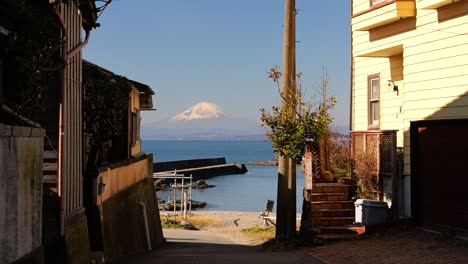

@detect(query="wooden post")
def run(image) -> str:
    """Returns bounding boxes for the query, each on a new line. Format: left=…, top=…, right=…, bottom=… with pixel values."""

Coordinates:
left=189, top=174, right=193, bottom=214
left=183, top=191, right=188, bottom=220
left=276, top=0, right=297, bottom=242
left=173, top=172, right=177, bottom=218
left=181, top=172, right=185, bottom=216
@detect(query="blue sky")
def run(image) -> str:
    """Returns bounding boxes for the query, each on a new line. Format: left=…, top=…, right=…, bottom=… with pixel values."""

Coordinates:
left=84, top=0, right=351, bottom=130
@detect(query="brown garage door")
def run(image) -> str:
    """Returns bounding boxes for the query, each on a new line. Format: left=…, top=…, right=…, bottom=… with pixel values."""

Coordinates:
left=412, top=119, right=468, bottom=230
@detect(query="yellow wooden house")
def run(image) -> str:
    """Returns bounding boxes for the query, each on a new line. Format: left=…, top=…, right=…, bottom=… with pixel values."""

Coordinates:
left=128, top=80, right=155, bottom=156
left=351, top=0, right=468, bottom=230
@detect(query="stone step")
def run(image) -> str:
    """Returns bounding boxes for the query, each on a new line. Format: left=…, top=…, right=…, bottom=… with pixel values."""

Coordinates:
left=43, top=174, right=57, bottom=184
left=315, top=225, right=366, bottom=241
left=311, top=193, right=350, bottom=202
left=311, top=209, right=355, bottom=218
left=43, top=151, right=57, bottom=160
left=316, top=233, right=358, bottom=241
left=319, top=225, right=365, bottom=235
left=312, top=183, right=351, bottom=194
left=311, top=217, right=354, bottom=227
left=43, top=163, right=57, bottom=172
left=311, top=201, right=355, bottom=210
left=336, top=177, right=353, bottom=185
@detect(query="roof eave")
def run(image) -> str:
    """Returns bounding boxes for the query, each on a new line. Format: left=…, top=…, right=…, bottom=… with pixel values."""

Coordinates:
left=79, top=0, right=98, bottom=30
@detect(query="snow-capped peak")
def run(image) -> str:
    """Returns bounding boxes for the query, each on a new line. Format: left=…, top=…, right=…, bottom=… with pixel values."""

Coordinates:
left=170, top=102, right=227, bottom=121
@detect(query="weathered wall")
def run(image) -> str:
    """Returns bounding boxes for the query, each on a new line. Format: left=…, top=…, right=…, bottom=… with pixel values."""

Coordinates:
left=100, top=178, right=164, bottom=260
left=64, top=211, right=91, bottom=264
left=61, top=0, right=84, bottom=217
left=96, top=154, right=164, bottom=260
left=154, top=157, right=227, bottom=172
left=97, top=156, right=149, bottom=205
left=0, top=125, right=44, bottom=264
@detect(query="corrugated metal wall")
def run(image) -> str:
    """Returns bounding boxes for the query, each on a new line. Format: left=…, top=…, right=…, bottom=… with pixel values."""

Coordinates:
left=61, top=2, right=83, bottom=217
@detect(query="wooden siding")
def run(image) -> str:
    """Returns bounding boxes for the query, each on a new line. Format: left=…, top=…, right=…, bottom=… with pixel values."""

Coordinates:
left=351, top=0, right=468, bottom=175
left=61, top=2, right=83, bottom=218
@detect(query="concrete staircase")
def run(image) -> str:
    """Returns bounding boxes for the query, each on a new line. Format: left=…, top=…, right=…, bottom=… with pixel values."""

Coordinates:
left=42, top=140, right=61, bottom=259
left=310, top=183, right=355, bottom=228
left=43, top=147, right=58, bottom=187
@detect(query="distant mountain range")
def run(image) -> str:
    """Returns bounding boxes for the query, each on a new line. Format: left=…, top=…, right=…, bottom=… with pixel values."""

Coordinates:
left=141, top=101, right=349, bottom=140
left=141, top=102, right=265, bottom=140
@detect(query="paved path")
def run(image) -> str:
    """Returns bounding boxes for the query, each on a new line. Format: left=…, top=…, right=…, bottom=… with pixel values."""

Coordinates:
left=114, top=229, right=324, bottom=264
left=307, top=228, right=468, bottom=264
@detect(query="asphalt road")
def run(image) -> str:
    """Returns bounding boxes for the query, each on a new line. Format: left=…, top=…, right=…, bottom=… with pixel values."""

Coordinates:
left=113, top=229, right=324, bottom=264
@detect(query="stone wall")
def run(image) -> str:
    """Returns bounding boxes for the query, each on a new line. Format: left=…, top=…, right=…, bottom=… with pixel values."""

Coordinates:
left=0, top=125, right=44, bottom=264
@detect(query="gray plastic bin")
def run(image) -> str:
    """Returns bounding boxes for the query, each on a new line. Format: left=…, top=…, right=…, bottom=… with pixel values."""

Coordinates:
left=355, top=199, right=388, bottom=226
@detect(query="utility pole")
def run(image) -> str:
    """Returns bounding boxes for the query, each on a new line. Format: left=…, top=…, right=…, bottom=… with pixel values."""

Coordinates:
left=276, top=0, right=296, bottom=242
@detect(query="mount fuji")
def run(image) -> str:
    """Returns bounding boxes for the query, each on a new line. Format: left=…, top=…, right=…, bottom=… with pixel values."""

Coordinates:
left=170, top=102, right=228, bottom=121
left=141, top=102, right=265, bottom=140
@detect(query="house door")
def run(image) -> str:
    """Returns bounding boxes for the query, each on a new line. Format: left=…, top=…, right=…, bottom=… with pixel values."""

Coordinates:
left=412, top=119, right=468, bottom=230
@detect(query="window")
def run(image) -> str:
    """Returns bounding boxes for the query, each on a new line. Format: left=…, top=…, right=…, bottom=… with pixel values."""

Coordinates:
left=131, top=112, right=137, bottom=146
left=368, top=74, right=380, bottom=128
left=370, top=0, right=387, bottom=6
left=130, top=110, right=141, bottom=146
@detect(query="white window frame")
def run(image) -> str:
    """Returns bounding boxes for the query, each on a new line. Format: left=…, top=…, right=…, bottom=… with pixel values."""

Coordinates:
left=371, top=0, right=387, bottom=6
left=368, top=74, right=380, bottom=129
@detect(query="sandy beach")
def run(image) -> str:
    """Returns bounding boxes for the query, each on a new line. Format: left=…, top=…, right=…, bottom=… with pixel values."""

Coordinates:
left=161, top=210, right=302, bottom=245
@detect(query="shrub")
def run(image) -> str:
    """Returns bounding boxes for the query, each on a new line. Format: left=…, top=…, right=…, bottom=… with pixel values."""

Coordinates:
left=353, top=154, right=379, bottom=200
left=260, top=66, right=335, bottom=163
left=161, top=219, right=184, bottom=229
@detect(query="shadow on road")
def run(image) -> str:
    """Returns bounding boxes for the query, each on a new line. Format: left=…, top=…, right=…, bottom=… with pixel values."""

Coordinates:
left=113, top=229, right=324, bottom=264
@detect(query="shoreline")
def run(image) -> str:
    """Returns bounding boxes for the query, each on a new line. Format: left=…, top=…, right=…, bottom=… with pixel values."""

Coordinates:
left=160, top=210, right=302, bottom=245
left=161, top=210, right=301, bottom=229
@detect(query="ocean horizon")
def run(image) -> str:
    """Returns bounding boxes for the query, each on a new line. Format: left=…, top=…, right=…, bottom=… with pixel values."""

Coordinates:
left=142, top=140, right=305, bottom=212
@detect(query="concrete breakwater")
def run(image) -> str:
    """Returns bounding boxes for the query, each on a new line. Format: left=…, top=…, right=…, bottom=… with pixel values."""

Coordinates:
left=154, top=157, right=248, bottom=180
left=247, top=159, right=278, bottom=166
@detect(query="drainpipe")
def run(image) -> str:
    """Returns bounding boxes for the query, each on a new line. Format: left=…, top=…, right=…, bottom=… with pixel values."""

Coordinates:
left=56, top=10, right=91, bottom=235
left=66, top=30, right=90, bottom=61
left=138, top=202, right=152, bottom=251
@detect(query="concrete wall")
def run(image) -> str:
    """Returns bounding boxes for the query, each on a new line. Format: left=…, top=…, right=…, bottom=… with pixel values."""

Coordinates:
left=96, top=154, right=164, bottom=260
left=0, top=125, right=44, bottom=264
left=170, top=163, right=248, bottom=180
left=64, top=211, right=91, bottom=264
left=97, top=156, right=149, bottom=205
left=154, top=157, right=227, bottom=172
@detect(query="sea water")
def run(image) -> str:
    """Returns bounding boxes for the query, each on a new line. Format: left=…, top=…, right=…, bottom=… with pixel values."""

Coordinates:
left=143, top=140, right=304, bottom=212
